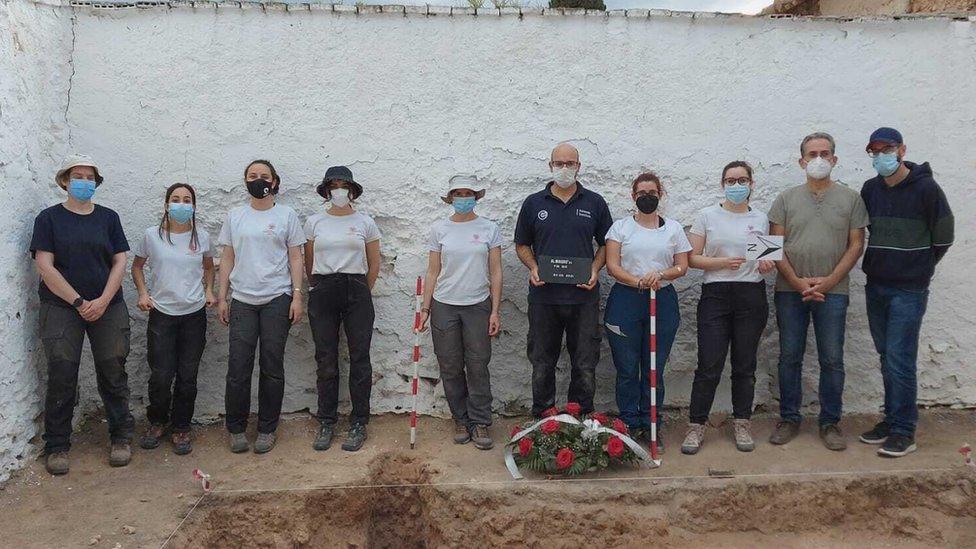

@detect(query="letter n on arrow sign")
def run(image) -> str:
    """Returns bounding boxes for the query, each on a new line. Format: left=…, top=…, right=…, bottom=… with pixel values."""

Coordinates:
left=745, top=235, right=784, bottom=261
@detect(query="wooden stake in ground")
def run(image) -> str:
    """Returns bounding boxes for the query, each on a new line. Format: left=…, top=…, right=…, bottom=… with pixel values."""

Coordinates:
left=410, top=276, right=423, bottom=449
left=648, top=288, right=660, bottom=462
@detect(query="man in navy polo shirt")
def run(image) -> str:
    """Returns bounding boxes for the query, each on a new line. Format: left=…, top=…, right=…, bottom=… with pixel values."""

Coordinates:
left=858, top=127, right=954, bottom=458
left=514, top=142, right=613, bottom=417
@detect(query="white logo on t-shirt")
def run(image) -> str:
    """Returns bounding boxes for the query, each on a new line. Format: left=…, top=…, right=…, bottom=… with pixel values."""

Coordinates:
left=538, top=210, right=549, bottom=221
left=577, top=209, right=591, bottom=218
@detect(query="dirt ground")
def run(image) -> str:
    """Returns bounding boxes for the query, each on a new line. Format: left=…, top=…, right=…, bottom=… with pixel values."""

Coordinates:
left=0, top=410, right=973, bottom=548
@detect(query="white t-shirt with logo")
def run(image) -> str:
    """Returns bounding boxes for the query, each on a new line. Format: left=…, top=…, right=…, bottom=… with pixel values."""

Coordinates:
left=304, top=211, right=381, bottom=276
left=132, top=227, right=212, bottom=316
left=428, top=217, right=503, bottom=306
left=217, top=204, right=306, bottom=305
left=689, top=204, right=769, bottom=284
left=605, top=216, right=692, bottom=288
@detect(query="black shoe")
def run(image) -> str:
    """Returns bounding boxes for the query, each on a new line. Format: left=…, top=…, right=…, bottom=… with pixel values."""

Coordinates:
left=341, top=423, right=367, bottom=452
left=313, top=423, right=335, bottom=451
left=859, top=422, right=890, bottom=445
left=878, top=434, right=917, bottom=458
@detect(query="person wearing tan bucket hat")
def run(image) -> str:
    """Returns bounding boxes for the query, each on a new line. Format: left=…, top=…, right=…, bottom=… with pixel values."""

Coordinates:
left=418, top=175, right=502, bottom=450
left=29, top=154, right=135, bottom=475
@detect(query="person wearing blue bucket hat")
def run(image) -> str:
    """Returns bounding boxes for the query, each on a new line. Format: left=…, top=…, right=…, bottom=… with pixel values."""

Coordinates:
left=858, top=128, right=954, bottom=458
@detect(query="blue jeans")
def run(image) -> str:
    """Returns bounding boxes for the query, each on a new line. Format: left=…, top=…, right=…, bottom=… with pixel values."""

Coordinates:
left=775, top=291, right=848, bottom=426
left=604, top=284, right=679, bottom=430
left=866, top=284, right=928, bottom=437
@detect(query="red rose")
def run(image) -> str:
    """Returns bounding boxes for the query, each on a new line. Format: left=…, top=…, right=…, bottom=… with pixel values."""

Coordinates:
left=555, top=448, right=575, bottom=470
left=612, top=418, right=628, bottom=434
left=518, top=437, right=533, bottom=456
left=542, top=407, right=559, bottom=418
left=510, top=424, right=522, bottom=439
left=541, top=419, right=560, bottom=435
left=565, top=402, right=582, bottom=417
left=591, top=412, right=609, bottom=426
left=607, top=436, right=625, bottom=458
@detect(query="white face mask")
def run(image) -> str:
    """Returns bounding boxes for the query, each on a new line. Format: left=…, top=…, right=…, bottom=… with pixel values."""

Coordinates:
left=805, top=157, right=833, bottom=180
left=330, top=187, right=351, bottom=207
left=552, top=167, right=577, bottom=189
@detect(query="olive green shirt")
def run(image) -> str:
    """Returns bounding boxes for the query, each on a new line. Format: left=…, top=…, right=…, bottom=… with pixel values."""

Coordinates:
left=768, top=182, right=869, bottom=295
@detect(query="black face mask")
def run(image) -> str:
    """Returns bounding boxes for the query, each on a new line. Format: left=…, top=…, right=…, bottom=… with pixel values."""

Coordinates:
left=246, top=178, right=273, bottom=199
left=636, top=194, right=659, bottom=214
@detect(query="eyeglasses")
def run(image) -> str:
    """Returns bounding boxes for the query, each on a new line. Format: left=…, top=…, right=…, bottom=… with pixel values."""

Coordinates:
left=866, top=146, right=898, bottom=158
left=723, top=177, right=752, bottom=185
left=551, top=161, right=579, bottom=169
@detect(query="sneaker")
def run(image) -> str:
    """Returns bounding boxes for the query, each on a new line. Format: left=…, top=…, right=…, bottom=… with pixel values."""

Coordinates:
left=769, top=421, right=800, bottom=445
left=342, top=423, right=368, bottom=452
left=859, top=422, right=890, bottom=445
left=229, top=432, right=249, bottom=454
left=471, top=425, right=493, bottom=450
left=139, top=424, right=166, bottom=450
left=109, top=442, right=131, bottom=467
left=819, top=424, right=847, bottom=451
left=732, top=419, right=755, bottom=452
left=878, top=434, right=917, bottom=458
left=254, top=432, right=276, bottom=454
left=313, top=423, right=335, bottom=451
left=172, top=432, right=192, bottom=455
left=45, top=452, right=69, bottom=476
left=453, top=420, right=471, bottom=445
left=680, top=423, right=706, bottom=455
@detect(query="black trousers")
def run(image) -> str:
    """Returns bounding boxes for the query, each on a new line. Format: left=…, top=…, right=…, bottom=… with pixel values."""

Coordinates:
left=526, top=299, right=601, bottom=417
left=146, top=307, right=207, bottom=432
left=308, top=273, right=375, bottom=425
left=40, top=301, right=134, bottom=453
left=225, top=294, right=292, bottom=434
left=689, top=281, right=768, bottom=424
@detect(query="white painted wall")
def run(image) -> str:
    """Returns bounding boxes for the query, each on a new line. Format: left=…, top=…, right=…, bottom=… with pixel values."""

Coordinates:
left=4, top=5, right=975, bottom=480
left=0, top=0, right=72, bottom=480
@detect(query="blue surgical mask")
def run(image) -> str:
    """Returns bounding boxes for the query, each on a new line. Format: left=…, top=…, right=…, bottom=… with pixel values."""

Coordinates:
left=68, top=179, right=96, bottom=202
left=168, top=203, right=194, bottom=224
left=452, top=196, right=477, bottom=215
left=873, top=152, right=900, bottom=177
left=724, top=184, right=750, bottom=205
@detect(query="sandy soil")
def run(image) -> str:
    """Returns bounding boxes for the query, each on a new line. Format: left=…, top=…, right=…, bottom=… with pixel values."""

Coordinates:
left=0, top=410, right=973, bottom=548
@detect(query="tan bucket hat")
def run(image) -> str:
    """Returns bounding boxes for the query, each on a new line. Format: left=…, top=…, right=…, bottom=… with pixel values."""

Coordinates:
left=440, top=174, right=486, bottom=203
left=55, top=154, right=103, bottom=187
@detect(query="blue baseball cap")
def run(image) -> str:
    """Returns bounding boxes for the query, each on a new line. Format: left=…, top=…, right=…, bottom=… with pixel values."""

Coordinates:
left=868, top=127, right=903, bottom=147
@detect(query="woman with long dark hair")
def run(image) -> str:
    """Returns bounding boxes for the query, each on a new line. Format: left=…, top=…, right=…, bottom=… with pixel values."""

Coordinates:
left=132, top=183, right=215, bottom=455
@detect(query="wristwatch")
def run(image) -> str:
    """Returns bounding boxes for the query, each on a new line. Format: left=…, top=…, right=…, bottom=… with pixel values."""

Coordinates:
left=71, top=296, right=84, bottom=308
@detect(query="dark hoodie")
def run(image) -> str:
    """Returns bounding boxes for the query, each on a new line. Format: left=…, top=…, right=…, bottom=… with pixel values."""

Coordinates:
left=860, top=161, right=954, bottom=290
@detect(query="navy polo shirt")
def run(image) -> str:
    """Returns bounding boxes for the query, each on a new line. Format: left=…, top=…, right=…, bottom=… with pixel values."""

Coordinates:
left=514, top=182, right=613, bottom=305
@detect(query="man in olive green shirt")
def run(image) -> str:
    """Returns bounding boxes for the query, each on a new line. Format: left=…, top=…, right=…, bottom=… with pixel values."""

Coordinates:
left=768, top=132, right=869, bottom=451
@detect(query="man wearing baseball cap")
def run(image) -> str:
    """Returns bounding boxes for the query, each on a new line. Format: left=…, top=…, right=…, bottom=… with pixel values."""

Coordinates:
left=858, top=127, right=954, bottom=457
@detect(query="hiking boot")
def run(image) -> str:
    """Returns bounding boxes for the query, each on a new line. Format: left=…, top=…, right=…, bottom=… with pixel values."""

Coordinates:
left=878, top=434, right=917, bottom=458
left=453, top=420, right=471, bottom=445
left=769, top=421, right=800, bottom=445
left=45, top=452, right=69, bottom=476
left=254, top=432, right=276, bottom=454
left=732, top=419, right=755, bottom=452
left=313, top=423, right=335, bottom=451
left=819, top=424, right=847, bottom=451
left=859, top=421, right=890, bottom=445
left=139, top=424, right=166, bottom=450
left=172, top=432, right=192, bottom=456
left=229, top=432, right=249, bottom=454
left=342, top=423, right=368, bottom=452
left=471, top=425, right=493, bottom=450
left=109, top=442, right=131, bottom=467
left=680, top=423, right=706, bottom=455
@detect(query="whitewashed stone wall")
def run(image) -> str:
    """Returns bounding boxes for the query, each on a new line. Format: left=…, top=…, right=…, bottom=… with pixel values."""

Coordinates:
left=2, top=2, right=974, bottom=480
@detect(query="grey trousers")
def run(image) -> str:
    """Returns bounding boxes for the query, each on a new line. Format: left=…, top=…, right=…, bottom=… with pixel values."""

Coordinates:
left=430, top=298, right=493, bottom=426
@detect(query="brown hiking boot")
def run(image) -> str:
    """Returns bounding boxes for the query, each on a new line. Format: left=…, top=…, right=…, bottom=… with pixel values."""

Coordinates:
left=454, top=420, right=471, bottom=444
left=769, top=421, right=800, bottom=445
left=109, top=442, right=131, bottom=467
left=45, top=452, right=69, bottom=476
left=819, top=424, right=847, bottom=451
left=471, top=425, right=493, bottom=450
left=680, top=423, right=706, bottom=455
left=139, top=424, right=166, bottom=450
left=732, top=419, right=756, bottom=452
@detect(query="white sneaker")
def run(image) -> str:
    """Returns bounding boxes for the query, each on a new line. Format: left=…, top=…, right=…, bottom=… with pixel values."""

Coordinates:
left=732, top=419, right=755, bottom=452
left=680, top=423, right=706, bottom=455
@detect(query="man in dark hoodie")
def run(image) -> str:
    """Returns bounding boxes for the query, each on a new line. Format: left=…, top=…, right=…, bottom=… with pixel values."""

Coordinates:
left=858, top=127, right=954, bottom=458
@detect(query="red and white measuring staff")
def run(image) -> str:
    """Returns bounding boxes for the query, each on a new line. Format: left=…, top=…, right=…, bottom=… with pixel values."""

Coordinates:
left=409, top=276, right=423, bottom=449
left=648, top=288, right=660, bottom=462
